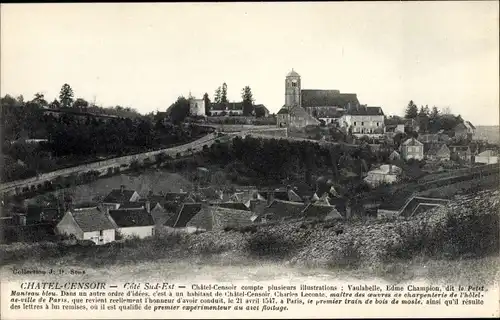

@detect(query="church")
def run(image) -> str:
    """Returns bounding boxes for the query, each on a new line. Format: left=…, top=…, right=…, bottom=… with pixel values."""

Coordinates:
left=277, top=69, right=385, bottom=137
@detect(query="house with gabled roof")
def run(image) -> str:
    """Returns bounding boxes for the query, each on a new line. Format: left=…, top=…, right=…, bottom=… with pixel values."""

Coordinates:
left=109, top=209, right=155, bottom=239
left=340, top=105, right=385, bottom=137
left=163, top=203, right=203, bottom=229
left=301, top=203, right=343, bottom=220
left=102, top=185, right=140, bottom=210
left=56, top=208, right=117, bottom=245
left=400, top=137, right=424, bottom=161
left=210, top=202, right=250, bottom=211
left=276, top=105, right=320, bottom=128
left=449, top=145, right=472, bottom=163
left=425, top=143, right=451, bottom=161
left=187, top=206, right=254, bottom=232
left=377, top=192, right=449, bottom=219
left=454, top=121, right=475, bottom=140
left=260, top=199, right=307, bottom=222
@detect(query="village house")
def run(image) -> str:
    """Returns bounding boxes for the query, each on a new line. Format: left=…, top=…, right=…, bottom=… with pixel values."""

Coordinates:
left=109, top=209, right=155, bottom=239
left=454, top=121, right=475, bottom=141
left=389, top=150, right=401, bottom=161
left=276, top=105, right=320, bottom=128
left=163, top=203, right=203, bottom=232
left=363, top=164, right=402, bottom=187
left=259, top=199, right=307, bottom=222
left=209, top=103, right=227, bottom=116
left=425, top=143, right=451, bottom=162
left=340, top=105, right=385, bottom=138
left=474, top=150, right=498, bottom=164
left=254, top=104, right=270, bottom=117
left=102, top=185, right=140, bottom=210
left=377, top=194, right=449, bottom=219
left=186, top=206, right=254, bottom=232
left=55, top=207, right=117, bottom=245
left=400, top=137, right=424, bottom=161
left=301, top=203, right=343, bottom=220
left=210, top=202, right=250, bottom=211
left=449, top=145, right=473, bottom=163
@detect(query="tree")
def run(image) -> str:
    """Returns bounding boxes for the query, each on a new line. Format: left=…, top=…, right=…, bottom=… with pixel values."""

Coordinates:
left=404, top=100, right=418, bottom=119
left=59, top=84, right=74, bottom=108
left=32, top=93, right=47, bottom=107
left=169, top=96, right=191, bottom=124
left=49, top=99, right=60, bottom=109
left=221, top=83, right=228, bottom=104
left=73, top=98, right=89, bottom=110
left=430, top=106, right=439, bottom=119
left=214, top=87, right=222, bottom=104
left=241, top=86, right=254, bottom=116
left=417, top=106, right=430, bottom=132
left=203, top=92, right=211, bottom=115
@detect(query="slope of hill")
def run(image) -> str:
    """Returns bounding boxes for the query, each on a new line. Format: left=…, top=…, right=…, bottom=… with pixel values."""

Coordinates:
left=474, top=125, right=500, bottom=144
left=25, top=169, right=193, bottom=205
left=5, top=188, right=498, bottom=284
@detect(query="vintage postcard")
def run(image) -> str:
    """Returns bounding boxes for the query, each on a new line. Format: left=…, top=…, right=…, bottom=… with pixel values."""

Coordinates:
left=0, top=2, right=499, bottom=319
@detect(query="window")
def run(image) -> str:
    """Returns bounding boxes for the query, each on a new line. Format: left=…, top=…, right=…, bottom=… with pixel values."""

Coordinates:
left=376, top=122, right=379, bottom=127
left=99, top=230, right=104, bottom=237
left=354, top=122, right=357, bottom=126
left=291, top=81, right=297, bottom=87
left=361, top=122, right=364, bottom=126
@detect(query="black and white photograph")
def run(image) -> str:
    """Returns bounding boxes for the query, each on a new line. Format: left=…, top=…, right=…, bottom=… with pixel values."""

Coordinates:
left=0, top=2, right=499, bottom=319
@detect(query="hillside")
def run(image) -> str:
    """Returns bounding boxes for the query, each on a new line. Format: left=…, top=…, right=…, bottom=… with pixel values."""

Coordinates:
left=25, top=169, right=193, bottom=205
left=4, top=188, right=498, bottom=283
left=475, top=125, right=500, bottom=144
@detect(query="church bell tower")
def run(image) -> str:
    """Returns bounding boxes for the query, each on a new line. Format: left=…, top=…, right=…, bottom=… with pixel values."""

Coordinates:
left=285, top=69, right=301, bottom=108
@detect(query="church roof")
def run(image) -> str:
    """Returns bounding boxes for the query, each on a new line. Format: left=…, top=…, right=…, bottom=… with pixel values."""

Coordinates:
left=287, top=69, right=300, bottom=77
left=301, top=90, right=359, bottom=109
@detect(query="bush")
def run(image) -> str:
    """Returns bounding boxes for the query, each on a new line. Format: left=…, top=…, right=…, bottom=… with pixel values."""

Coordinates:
left=247, top=231, right=304, bottom=259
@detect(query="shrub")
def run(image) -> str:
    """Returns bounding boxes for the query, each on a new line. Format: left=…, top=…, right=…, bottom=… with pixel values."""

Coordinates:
left=246, top=231, right=304, bottom=259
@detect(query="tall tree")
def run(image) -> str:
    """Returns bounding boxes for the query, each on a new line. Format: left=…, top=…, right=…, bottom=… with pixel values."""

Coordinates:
left=203, top=92, right=211, bottom=116
left=241, top=86, right=254, bottom=116
left=417, top=106, right=429, bottom=132
left=430, top=106, right=439, bottom=119
left=214, top=87, right=222, bottom=104
left=73, top=98, right=89, bottom=110
left=169, top=96, right=191, bottom=124
left=49, top=99, right=60, bottom=109
left=221, top=82, right=228, bottom=104
left=59, top=84, right=74, bottom=108
left=32, top=93, right=47, bottom=107
left=404, top=100, right=418, bottom=119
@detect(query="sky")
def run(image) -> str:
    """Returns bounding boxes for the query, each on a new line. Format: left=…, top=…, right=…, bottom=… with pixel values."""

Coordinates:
left=1, top=2, right=499, bottom=125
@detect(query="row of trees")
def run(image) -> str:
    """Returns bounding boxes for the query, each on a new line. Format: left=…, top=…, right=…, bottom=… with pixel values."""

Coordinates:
left=1, top=93, right=211, bottom=182
left=403, top=100, right=465, bottom=134
left=200, top=136, right=378, bottom=187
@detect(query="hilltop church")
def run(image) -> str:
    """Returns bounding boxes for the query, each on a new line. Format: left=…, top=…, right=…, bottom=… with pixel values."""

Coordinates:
left=277, top=69, right=385, bottom=136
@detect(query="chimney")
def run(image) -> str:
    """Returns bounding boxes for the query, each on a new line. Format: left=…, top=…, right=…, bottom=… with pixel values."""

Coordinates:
left=145, top=201, right=151, bottom=213
left=120, top=185, right=125, bottom=194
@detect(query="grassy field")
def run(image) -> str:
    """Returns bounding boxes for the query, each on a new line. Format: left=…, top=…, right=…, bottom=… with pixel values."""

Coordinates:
left=25, top=168, right=193, bottom=205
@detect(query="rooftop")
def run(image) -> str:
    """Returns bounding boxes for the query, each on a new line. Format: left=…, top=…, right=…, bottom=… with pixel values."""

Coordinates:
left=70, top=208, right=116, bottom=232
left=109, top=209, right=155, bottom=228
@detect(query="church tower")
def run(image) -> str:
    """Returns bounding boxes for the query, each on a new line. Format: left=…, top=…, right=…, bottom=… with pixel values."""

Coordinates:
left=285, top=69, right=301, bottom=108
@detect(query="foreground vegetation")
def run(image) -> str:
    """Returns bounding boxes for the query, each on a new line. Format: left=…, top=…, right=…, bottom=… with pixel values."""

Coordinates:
left=2, top=189, right=498, bottom=283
